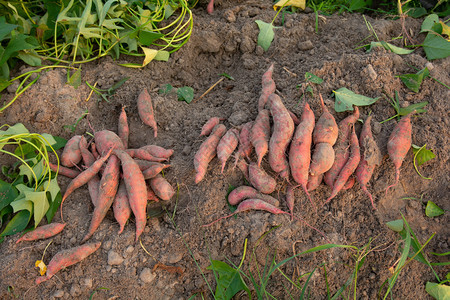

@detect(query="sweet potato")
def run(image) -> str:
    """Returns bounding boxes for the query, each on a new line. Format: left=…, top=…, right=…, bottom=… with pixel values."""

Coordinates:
left=217, top=128, right=239, bottom=173
left=16, top=223, right=66, bottom=244
left=94, top=130, right=125, bottom=155
left=258, top=64, right=275, bottom=111
left=142, top=163, right=170, bottom=180
left=114, top=149, right=148, bottom=242
left=289, top=102, right=315, bottom=207
left=324, top=126, right=360, bottom=205
left=137, top=88, right=157, bottom=137
left=147, top=187, right=159, bottom=202
left=268, top=94, right=294, bottom=175
left=286, top=185, right=295, bottom=219
left=309, top=143, right=335, bottom=176
left=126, top=148, right=167, bottom=162
left=91, top=143, right=99, bottom=160
left=113, top=180, right=131, bottom=235
left=248, top=162, right=276, bottom=194
left=79, top=136, right=100, bottom=207
left=81, top=154, right=120, bottom=243
left=343, top=176, right=355, bottom=190
left=48, top=162, right=80, bottom=178
left=118, top=106, right=129, bottom=148
left=313, top=94, right=338, bottom=145
left=61, top=148, right=113, bottom=219
left=236, top=159, right=249, bottom=182
left=140, top=145, right=174, bottom=159
left=355, top=115, right=381, bottom=209
left=200, top=117, right=222, bottom=136
left=288, top=110, right=300, bottom=125
left=150, top=174, right=175, bottom=201
left=235, top=121, right=253, bottom=163
left=324, top=107, right=359, bottom=188
left=228, top=185, right=279, bottom=207
left=36, top=242, right=101, bottom=284
left=250, top=109, right=270, bottom=167
left=207, top=0, right=214, bottom=14
left=194, top=124, right=227, bottom=183
left=61, top=135, right=82, bottom=167
left=307, top=174, right=323, bottom=192
left=386, top=112, right=413, bottom=195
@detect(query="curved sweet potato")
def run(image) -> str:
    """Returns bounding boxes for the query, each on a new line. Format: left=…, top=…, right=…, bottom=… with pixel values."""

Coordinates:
left=61, top=135, right=82, bottom=167
left=248, top=162, right=276, bottom=194
left=309, top=143, right=335, bottom=176
left=217, top=128, right=239, bottom=173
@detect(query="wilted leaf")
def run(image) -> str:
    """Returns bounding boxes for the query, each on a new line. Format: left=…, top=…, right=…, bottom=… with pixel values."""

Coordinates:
left=440, top=21, right=450, bottom=41
left=255, top=20, right=277, bottom=51
left=425, top=201, right=445, bottom=218
left=333, top=87, right=379, bottom=112
left=426, top=282, right=450, bottom=299
left=67, top=68, right=81, bottom=89
left=207, top=260, right=250, bottom=300
left=141, top=47, right=158, bottom=67
left=0, top=123, right=29, bottom=136
left=397, top=68, right=429, bottom=93
left=273, top=0, right=305, bottom=10
left=366, top=41, right=414, bottom=55
left=154, top=50, right=170, bottom=61
left=35, top=260, right=47, bottom=276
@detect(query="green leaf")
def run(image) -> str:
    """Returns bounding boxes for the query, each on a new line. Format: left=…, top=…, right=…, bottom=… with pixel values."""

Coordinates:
left=412, top=144, right=435, bottom=166
left=423, top=32, right=450, bottom=60
left=255, top=20, right=277, bottom=51
left=386, top=219, right=404, bottom=232
left=17, top=51, right=42, bottom=66
left=0, top=78, right=11, bottom=93
left=421, top=14, right=439, bottom=33
left=207, top=260, right=250, bottom=300
left=25, top=191, right=49, bottom=226
left=0, top=179, right=19, bottom=211
left=10, top=198, right=33, bottom=213
left=138, top=30, right=164, bottom=46
left=0, top=123, right=29, bottom=136
left=366, top=41, right=414, bottom=55
left=0, top=205, right=13, bottom=228
left=425, top=201, right=445, bottom=218
left=398, top=68, right=429, bottom=93
left=159, top=84, right=173, bottom=94
left=0, top=34, right=39, bottom=67
left=426, top=282, right=450, bottom=300
left=177, top=86, right=194, bottom=103
left=219, top=73, right=235, bottom=80
left=332, top=88, right=379, bottom=112
left=67, top=68, right=82, bottom=89
left=0, top=17, right=18, bottom=41
left=154, top=50, right=170, bottom=61
left=407, top=7, right=427, bottom=18
left=305, top=72, right=323, bottom=84
left=398, top=101, right=428, bottom=116
left=46, top=191, right=62, bottom=223
left=0, top=210, right=31, bottom=236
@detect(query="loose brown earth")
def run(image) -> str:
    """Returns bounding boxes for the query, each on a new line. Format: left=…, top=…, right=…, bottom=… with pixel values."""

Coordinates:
left=0, top=1, right=449, bottom=299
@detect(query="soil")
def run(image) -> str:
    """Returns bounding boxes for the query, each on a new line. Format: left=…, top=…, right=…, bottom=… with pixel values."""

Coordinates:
left=0, top=1, right=449, bottom=299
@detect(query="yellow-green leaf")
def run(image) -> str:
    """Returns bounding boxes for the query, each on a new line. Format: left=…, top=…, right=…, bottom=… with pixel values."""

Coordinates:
left=35, top=260, right=47, bottom=276
left=25, top=191, right=49, bottom=227
left=274, top=0, right=305, bottom=10
left=141, top=47, right=158, bottom=67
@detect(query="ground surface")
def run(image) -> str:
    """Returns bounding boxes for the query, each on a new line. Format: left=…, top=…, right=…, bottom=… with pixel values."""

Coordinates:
left=0, top=1, right=449, bottom=299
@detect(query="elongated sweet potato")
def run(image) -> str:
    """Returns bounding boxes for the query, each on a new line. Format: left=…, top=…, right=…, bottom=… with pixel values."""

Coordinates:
left=126, top=148, right=167, bottom=162
left=248, top=162, right=276, bottom=194
left=81, top=154, right=120, bottom=243
left=289, top=102, right=315, bottom=207
left=48, top=162, right=80, bottom=178
left=286, top=185, right=295, bottom=219
left=324, top=106, right=359, bottom=188
left=114, top=149, right=148, bottom=242
left=313, top=94, right=338, bottom=145
left=142, top=163, right=170, bottom=179
left=250, top=109, right=270, bottom=167
left=194, top=124, right=227, bottom=183
left=118, top=106, right=129, bottom=148
left=200, top=117, right=222, bottom=136
left=268, top=94, right=294, bottom=175
left=150, top=174, right=175, bottom=201
left=258, top=64, right=276, bottom=111
left=61, top=135, right=82, bottom=167
left=288, top=110, right=300, bottom=125
left=309, top=143, right=335, bottom=176
left=16, top=223, right=66, bottom=244
left=137, top=88, right=157, bottom=137
left=140, top=145, right=174, bottom=159
left=217, top=128, right=239, bottom=173
left=113, top=180, right=131, bottom=235
left=386, top=112, right=413, bottom=195
left=235, top=121, right=253, bottom=163
left=228, top=185, right=279, bottom=207
left=36, top=242, right=101, bottom=284
left=79, top=136, right=100, bottom=207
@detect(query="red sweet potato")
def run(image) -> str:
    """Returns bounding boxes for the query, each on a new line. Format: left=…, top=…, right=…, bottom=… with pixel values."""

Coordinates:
left=114, top=149, right=148, bottom=242
left=94, top=130, right=125, bottom=155
left=288, top=110, right=300, bottom=125
left=150, top=174, right=175, bottom=201
left=228, top=185, right=279, bottom=207
left=355, top=115, right=381, bottom=209
left=236, top=159, right=249, bottom=182
left=217, top=128, right=239, bottom=173
left=118, top=106, right=129, bottom=148
left=48, top=162, right=80, bottom=178
left=286, top=185, right=295, bottom=219
left=289, top=102, right=315, bottom=207
left=386, top=112, right=413, bottom=195
left=137, top=88, right=157, bottom=137
left=16, top=223, right=66, bottom=244
left=140, top=145, right=174, bottom=159
left=324, top=125, right=360, bottom=205
left=81, top=154, right=120, bottom=243
left=61, top=135, right=82, bottom=167
left=235, top=121, right=253, bottom=164
left=147, top=187, right=159, bottom=202
left=142, top=163, right=170, bottom=180
left=113, top=180, right=131, bottom=235
left=309, top=143, right=335, bottom=176
left=194, top=124, right=227, bottom=183
left=36, top=242, right=101, bottom=284
left=79, top=136, right=100, bottom=207
left=343, top=176, right=355, bottom=190
left=313, top=94, right=338, bottom=145
left=248, top=162, right=276, bottom=194
left=268, top=94, right=294, bottom=175
left=207, top=0, right=214, bottom=14
left=324, top=106, right=359, bottom=188
left=250, top=109, right=270, bottom=167
left=307, top=173, right=323, bottom=192
left=258, top=64, right=276, bottom=111
left=200, top=117, right=222, bottom=136
left=126, top=148, right=167, bottom=162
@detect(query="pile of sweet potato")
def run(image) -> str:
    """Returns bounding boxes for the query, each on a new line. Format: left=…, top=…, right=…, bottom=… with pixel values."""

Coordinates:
left=195, top=64, right=413, bottom=217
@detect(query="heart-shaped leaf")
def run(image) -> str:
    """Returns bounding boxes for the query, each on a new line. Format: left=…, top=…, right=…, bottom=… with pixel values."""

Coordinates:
left=333, top=88, right=379, bottom=112
left=425, top=201, right=445, bottom=218
left=255, top=20, right=277, bottom=51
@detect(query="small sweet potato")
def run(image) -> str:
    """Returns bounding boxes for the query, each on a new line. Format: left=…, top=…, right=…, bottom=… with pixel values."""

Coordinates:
left=113, top=180, right=131, bottom=235
left=248, top=162, right=276, bottom=194
left=250, top=109, right=270, bottom=167
left=61, top=135, right=82, bottom=167
left=200, top=117, right=222, bottom=136
left=118, top=106, right=129, bottom=148
left=228, top=185, right=279, bottom=207
left=235, top=121, right=253, bottom=163
left=307, top=174, right=323, bottom=192
left=137, top=88, right=157, bottom=137
left=16, top=223, right=66, bottom=244
left=217, top=128, right=239, bottom=173
left=140, top=145, right=174, bottom=159
left=313, top=94, right=338, bottom=145
left=309, top=143, right=335, bottom=176
left=150, top=174, right=175, bottom=201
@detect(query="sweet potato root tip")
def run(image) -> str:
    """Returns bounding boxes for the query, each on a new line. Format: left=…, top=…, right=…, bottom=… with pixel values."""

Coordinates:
left=16, top=223, right=66, bottom=244
left=137, top=88, right=158, bottom=137
left=206, top=0, right=214, bottom=14
left=35, top=242, right=101, bottom=284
